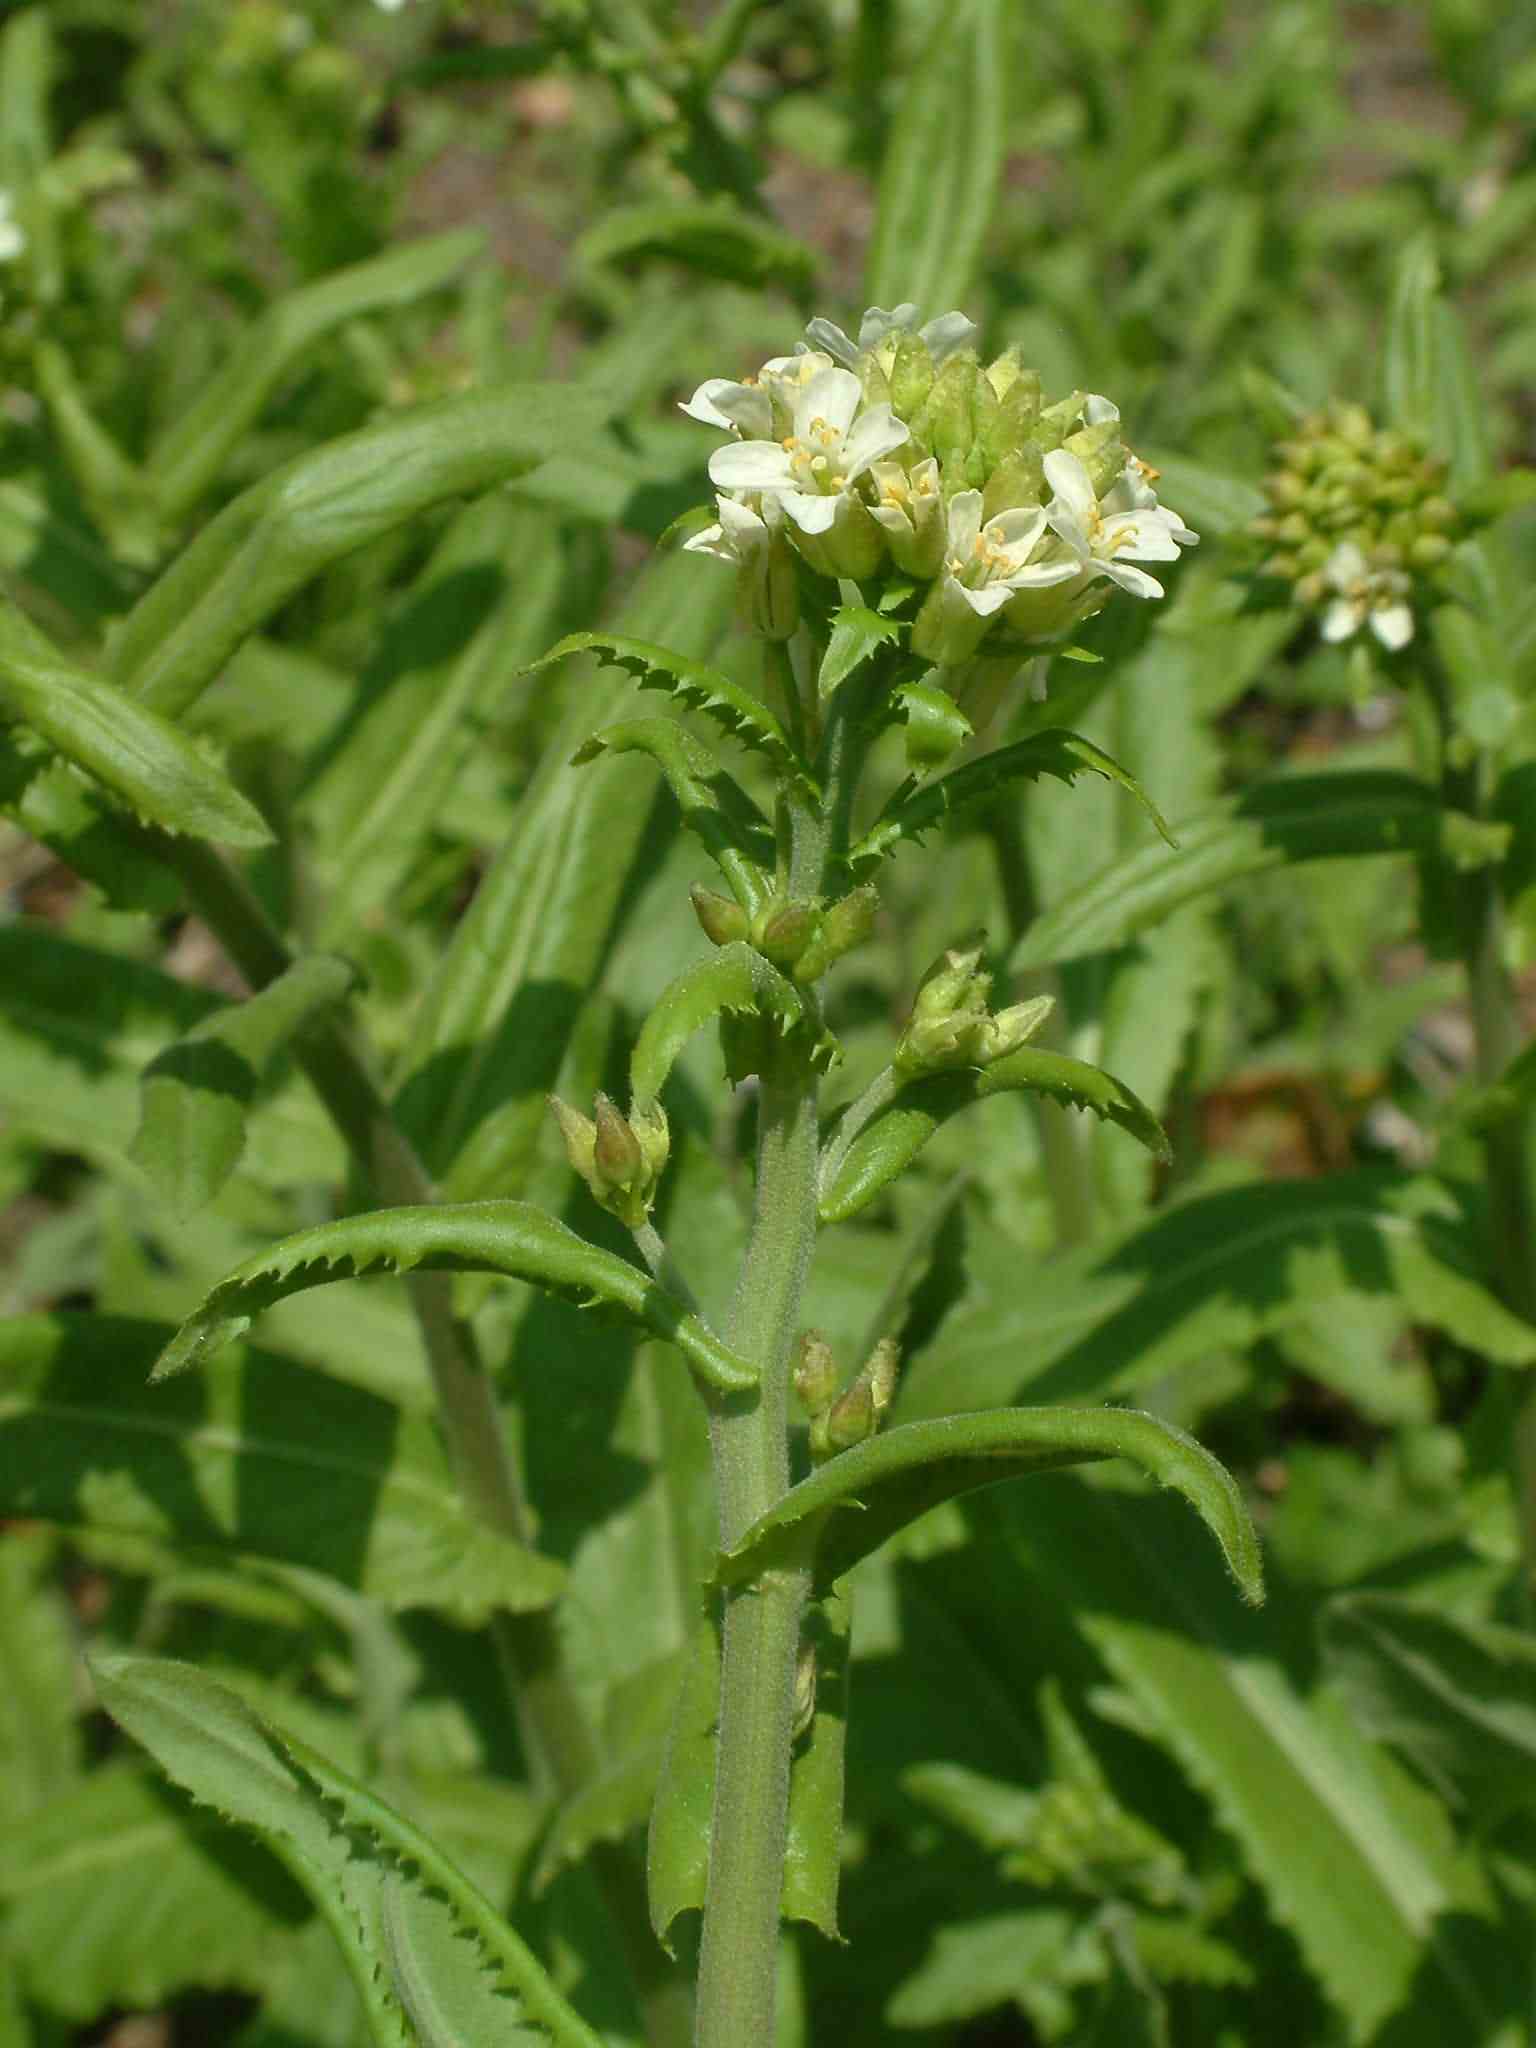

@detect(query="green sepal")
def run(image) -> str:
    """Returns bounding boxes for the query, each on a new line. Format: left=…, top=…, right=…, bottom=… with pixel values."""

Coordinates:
left=714, top=1407, right=1263, bottom=1606
left=152, top=1201, right=758, bottom=1395
left=847, top=728, right=1172, bottom=880
left=533, top=630, right=814, bottom=797
left=571, top=716, right=772, bottom=913
left=820, top=1046, right=1168, bottom=1223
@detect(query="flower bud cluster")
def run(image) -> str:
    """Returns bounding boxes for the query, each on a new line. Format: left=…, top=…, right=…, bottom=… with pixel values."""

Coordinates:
left=1251, top=402, right=1460, bottom=653
left=893, top=939, right=1053, bottom=1078
left=690, top=882, right=879, bottom=986
left=548, top=1093, right=670, bottom=1229
left=795, top=1329, right=900, bottom=1462
left=681, top=305, right=1197, bottom=668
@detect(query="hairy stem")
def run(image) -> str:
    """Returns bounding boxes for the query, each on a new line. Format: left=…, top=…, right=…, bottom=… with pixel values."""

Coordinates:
left=159, top=836, right=691, bottom=2048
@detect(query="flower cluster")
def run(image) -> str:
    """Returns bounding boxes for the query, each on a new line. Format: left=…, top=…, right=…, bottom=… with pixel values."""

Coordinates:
left=893, top=939, right=1053, bottom=1078
left=1251, top=402, right=1459, bottom=653
left=681, top=305, right=1197, bottom=666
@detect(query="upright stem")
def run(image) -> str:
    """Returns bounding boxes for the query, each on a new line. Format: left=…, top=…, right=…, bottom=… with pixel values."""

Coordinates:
left=694, top=780, right=831, bottom=2048
left=158, top=837, right=692, bottom=2048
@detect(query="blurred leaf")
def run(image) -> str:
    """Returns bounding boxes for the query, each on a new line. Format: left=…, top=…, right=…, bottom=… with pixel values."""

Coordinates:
left=0, top=1529, right=80, bottom=1827
left=0, top=1313, right=563, bottom=1622
left=577, top=200, right=815, bottom=294
left=132, top=954, right=356, bottom=1215
left=113, top=385, right=613, bottom=721
left=0, top=596, right=271, bottom=846
left=94, top=1655, right=604, bottom=2047
left=152, top=1203, right=758, bottom=1395
left=148, top=232, right=484, bottom=522
left=866, top=0, right=1007, bottom=314
left=1323, top=1593, right=1536, bottom=1827
left=1382, top=238, right=1493, bottom=493
left=899, top=1173, right=1536, bottom=1419
left=1014, top=771, right=1466, bottom=968
left=716, top=1406, right=1262, bottom=1605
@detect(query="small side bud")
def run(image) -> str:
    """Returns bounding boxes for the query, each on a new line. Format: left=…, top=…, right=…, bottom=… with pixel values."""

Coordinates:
left=630, top=1097, right=671, bottom=1182
left=549, top=1096, right=597, bottom=1184
left=822, top=1375, right=877, bottom=1453
left=593, top=1093, right=645, bottom=1188
left=551, top=1093, right=667, bottom=1227
left=861, top=1335, right=900, bottom=1422
left=691, top=883, right=749, bottom=947
left=753, top=897, right=819, bottom=968
left=983, top=993, right=1055, bottom=1060
left=820, top=884, right=879, bottom=962
left=793, top=1329, right=840, bottom=1416
left=792, top=1639, right=818, bottom=1741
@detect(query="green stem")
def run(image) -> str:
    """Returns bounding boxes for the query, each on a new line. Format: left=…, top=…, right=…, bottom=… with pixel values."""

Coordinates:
left=694, top=783, right=831, bottom=2048
left=157, top=836, right=692, bottom=2048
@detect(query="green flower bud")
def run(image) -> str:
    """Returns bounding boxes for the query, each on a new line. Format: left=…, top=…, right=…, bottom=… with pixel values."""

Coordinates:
left=1001, top=572, right=1102, bottom=645
left=971, top=371, right=1008, bottom=471
left=895, top=938, right=998, bottom=1074
left=793, top=1329, right=840, bottom=1416
left=1266, top=471, right=1305, bottom=508
left=756, top=527, right=801, bottom=641
left=691, top=882, right=749, bottom=947
left=795, top=498, right=885, bottom=582
left=1062, top=419, right=1126, bottom=495
left=1029, top=390, right=1087, bottom=453
left=792, top=882, right=878, bottom=984
left=861, top=1335, right=900, bottom=1421
left=821, top=1375, right=877, bottom=1454
left=889, top=331, right=936, bottom=418
left=981, top=447, right=1046, bottom=519
left=549, top=1093, right=668, bottom=1228
left=1419, top=495, right=1457, bottom=531
left=913, top=352, right=978, bottom=467
left=629, top=1097, right=671, bottom=1184
left=548, top=1095, right=598, bottom=1186
left=859, top=352, right=894, bottom=410
left=753, top=896, right=818, bottom=967
left=984, top=993, right=1055, bottom=1060
left=593, top=1092, right=644, bottom=1190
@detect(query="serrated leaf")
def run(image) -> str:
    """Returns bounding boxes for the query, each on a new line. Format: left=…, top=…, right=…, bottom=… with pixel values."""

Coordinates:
left=577, top=199, right=816, bottom=294
left=865, top=0, right=1006, bottom=313
left=148, top=231, right=484, bottom=523
left=152, top=1202, right=757, bottom=1395
left=715, top=1406, right=1262, bottom=1605
left=0, top=1762, right=308, bottom=2022
left=849, top=729, right=1171, bottom=880
left=1323, top=1593, right=1536, bottom=1827
left=114, top=384, right=613, bottom=721
left=900, top=1171, right=1536, bottom=1420
left=1014, top=770, right=1468, bottom=968
left=532, top=630, right=812, bottom=796
left=630, top=942, right=818, bottom=1105
left=380, top=1875, right=548, bottom=2048
left=0, top=1313, right=563, bottom=1621
left=818, top=607, right=901, bottom=701
left=93, top=1656, right=606, bottom=2048
left=132, top=954, right=357, bottom=1215
left=0, top=596, right=271, bottom=847
left=891, top=679, right=972, bottom=772
left=820, top=1049, right=1168, bottom=1223
left=572, top=716, right=772, bottom=912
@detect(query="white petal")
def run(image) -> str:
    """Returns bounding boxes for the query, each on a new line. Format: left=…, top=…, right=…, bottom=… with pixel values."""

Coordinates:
left=870, top=501, right=916, bottom=540
left=858, top=303, right=918, bottom=349
left=802, top=318, right=859, bottom=366
left=781, top=492, right=840, bottom=536
left=988, top=506, right=1048, bottom=565
left=1004, top=557, right=1084, bottom=590
left=1100, top=513, right=1181, bottom=564
left=1103, top=560, right=1165, bottom=600
left=682, top=522, right=728, bottom=559
left=946, top=489, right=984, bottom=560
left=955, top=583, right=1014, bottom=617
left=909, top=455, right=942, bottom=492
left=680, top=379, right=773, bottom=438
left=1042, top=449, right=1097, bottom=532
left=1325, top=542, right=1368, bottom=591
left=920, top=312, right=979, bottom=361
left=716, top=496, right=768, bottom=547
left=710, top=442, right=795, bottom=491
left=1083, top=393, right=1121, bottom=425
left=795, top=366, right=862, bottom=440
left=1320, top=598, right=1361, bottom=642
left=839, top=403, right=909, bottom=479
left=1155, top=502, right=1199, bottom=547
left=1371, top=603, right=1414, bottom=651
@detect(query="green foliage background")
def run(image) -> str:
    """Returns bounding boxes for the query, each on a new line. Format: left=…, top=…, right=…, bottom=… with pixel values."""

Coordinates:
left=2, top=1, right=1536, bottom=2044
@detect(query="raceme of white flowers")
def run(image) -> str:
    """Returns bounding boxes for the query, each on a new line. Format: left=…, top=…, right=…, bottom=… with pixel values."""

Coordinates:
left=681, top=305, right=1198, bottom=663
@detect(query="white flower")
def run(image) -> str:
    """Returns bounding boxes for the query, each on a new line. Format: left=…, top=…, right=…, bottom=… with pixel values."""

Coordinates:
left=679, top=351, right=835, bottom=440
left=913, top=490, right=1080, bottom=664
left=1319, top=542, right=1413, bottom=652
left=803, top=304, right=978, bottom=368
left=372, top=0, right=411, bottom=11
left=1043, top=448, right=1197, bottom=599
left=682, top=491, right=797, bottom=637
left=707, top=365, right=908, bottom=536
left=0, top=191, right=26, bottom=265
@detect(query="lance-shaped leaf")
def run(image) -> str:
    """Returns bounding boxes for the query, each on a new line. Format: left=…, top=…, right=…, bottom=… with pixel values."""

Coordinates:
left=1322, top=1592, right=1536, bottom=1828
left=93, top=1655, right=606, bottom=2048
left=0, top=1313, right=564, bottom=1621
left=821, top=1049, right=1168, bottom=1224
left=630, top=942, right=817, bottom=1105
left=114, top=383, right=612, bottom=720
left=132, top=954, right=358, bottom=1214
left=715, top=1407, right=1263, bottom=1606
left=848, top=729, right=1171, bottom=880
left=530, top=630, right=812, bottom=797
left=576, top=198, right=816, bottom=294
left=153, top=1202, right=757, bottom=1394
left=572, top=716, right=772, bottom=913
left=1014, top=770, right=1476, bottom=969
left=819, top=606, right=901, bottom=701
left=0, top=598, right=271, bottom=847
left=147, top=231, right=484, bottom=523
